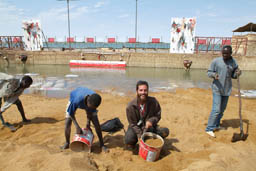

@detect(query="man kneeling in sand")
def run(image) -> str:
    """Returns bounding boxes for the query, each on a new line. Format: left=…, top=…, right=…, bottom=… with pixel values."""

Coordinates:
left=124, top=80, right=169, bottom=148
left=0, top=73, right=33, bottom=130
left=61, top=87, right=108, bottom=153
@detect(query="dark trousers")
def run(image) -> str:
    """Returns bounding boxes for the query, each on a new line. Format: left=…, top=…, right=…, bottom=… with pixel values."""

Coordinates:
left=124, top=126, right=169, bottom=146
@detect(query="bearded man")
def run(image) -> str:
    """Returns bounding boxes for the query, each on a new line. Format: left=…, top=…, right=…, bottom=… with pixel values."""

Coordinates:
left=124, top=80, right=169, bottom=147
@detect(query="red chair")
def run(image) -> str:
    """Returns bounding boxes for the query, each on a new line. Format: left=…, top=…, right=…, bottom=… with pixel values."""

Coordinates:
left=108, top=38, right=115, bottom=43
left=67, top=37, right=74, bottom=43
left=13, top=37, right=21, bottom=43
left=86, top=38, right=94, bottom=43
left=128, top=38, right=136, bottom=43
left=197, top=39, right=206, bottom=45
left=48, top=38, right=55, bottom=43
left=152, top=38, right=160, bottom=43
left=222, top=39, right=231, bottom=45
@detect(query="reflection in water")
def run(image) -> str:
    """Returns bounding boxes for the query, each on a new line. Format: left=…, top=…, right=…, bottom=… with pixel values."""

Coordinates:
left=0, top=64, right=255, bottom=98
left=22, top=66, right=29, bottom=74
left=183, top=71, right=191, bottom=80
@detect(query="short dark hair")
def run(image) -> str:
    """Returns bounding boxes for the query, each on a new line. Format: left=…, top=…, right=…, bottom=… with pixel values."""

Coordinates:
left=22, top=75, right=33, bottom=86
left=88, top=93, right=102, bottom=108
left=136, top=80, right=149, bottom=90
left=222, top=45, right=232, bottom=53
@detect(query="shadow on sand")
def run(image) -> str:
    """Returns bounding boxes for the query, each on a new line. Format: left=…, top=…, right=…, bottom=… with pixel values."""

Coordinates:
left=222, top=119, right=249, bottom=130
left=13, top=116, right=63, bottom=127
left=159, top=138, right=180, bottom=160
left=1, top=117, right=63, bottom=132
left=92, top=132, right=125, bottom=154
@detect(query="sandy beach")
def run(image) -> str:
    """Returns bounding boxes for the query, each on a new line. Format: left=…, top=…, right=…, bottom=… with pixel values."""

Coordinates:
left=0, top=88, right=255, bottom=171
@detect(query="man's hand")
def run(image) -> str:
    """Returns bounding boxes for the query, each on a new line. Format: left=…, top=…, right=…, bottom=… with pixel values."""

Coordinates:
left=214, top=73, right=219, bottom=80
left=76, top=127, right=83, bottom=134
left=145, top=121, right=152, bottom=129
left=86, top=125, right=92, bottom=132
left=236, top=68, right=242, bottom=77
left=101, top=145, right=109, bottom=153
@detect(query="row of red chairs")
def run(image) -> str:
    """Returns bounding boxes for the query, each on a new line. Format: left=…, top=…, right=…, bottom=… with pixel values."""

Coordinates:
left=11, top=37, right=231, bottom=45
left=48, top=37, right=161, bottom=43
left=197, top=39, right=231, bottom=45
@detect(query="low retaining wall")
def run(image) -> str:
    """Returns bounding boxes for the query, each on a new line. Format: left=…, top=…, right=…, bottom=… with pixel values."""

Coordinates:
left=0, top=50, right=256, bottom=70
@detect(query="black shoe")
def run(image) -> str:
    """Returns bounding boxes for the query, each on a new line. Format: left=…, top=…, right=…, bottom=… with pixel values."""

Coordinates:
left=23, top=119, right=31, bottom=123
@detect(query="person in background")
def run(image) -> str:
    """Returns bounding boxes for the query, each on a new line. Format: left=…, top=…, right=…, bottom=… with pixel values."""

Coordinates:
left=206, top=45, right=241, bottom=137
left=124, top=80, right=169, bottom=148
left=0, top=73, right=33, bottom=130
left=61, top=87, right=108, bottom=153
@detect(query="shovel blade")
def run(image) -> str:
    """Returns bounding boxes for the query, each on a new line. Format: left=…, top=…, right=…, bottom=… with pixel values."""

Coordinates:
left=231, top=132, right=248, bottom=142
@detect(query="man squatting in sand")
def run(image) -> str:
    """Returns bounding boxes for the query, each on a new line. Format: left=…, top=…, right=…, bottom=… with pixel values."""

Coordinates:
left=124, top=80, right=169, bottom=148
left=61, top=87, right=108, bottom=152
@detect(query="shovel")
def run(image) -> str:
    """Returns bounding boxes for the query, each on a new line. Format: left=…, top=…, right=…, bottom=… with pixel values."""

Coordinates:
left=231, top=75, right=248, bottom=142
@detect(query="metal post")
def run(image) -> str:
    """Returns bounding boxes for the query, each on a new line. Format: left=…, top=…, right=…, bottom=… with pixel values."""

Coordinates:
left=135, top=0, right=138, bottom=52
left=135, top=0, right=138, bottom=41
left=67, top=0, right=71, bottom=50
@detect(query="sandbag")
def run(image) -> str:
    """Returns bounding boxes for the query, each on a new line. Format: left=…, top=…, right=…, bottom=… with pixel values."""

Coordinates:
left=100, top=117, right=124, bottom=133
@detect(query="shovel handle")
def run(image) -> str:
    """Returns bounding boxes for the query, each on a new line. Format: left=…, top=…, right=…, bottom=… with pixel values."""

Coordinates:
left=237, top=76, right=243, bottom=134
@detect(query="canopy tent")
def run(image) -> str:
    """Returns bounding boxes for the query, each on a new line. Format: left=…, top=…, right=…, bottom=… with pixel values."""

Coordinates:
left=233, top=22, right=256, bottom=32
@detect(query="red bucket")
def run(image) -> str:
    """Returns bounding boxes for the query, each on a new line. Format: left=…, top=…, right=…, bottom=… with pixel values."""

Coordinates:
left=139, top=132, right=164, bottom=162
left=70, top=128, right=94, bottom=152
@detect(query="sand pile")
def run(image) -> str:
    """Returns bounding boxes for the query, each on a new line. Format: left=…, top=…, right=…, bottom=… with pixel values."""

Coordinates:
left=0, top=88, right=255, bottom=171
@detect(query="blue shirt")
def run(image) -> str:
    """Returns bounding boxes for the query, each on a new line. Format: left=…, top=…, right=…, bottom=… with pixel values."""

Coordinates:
left=67, top=87, right=96, bottom=116
left=207, top=57, right=239, bottom=96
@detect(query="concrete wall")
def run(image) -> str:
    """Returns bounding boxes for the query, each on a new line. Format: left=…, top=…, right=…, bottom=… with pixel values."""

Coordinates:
left=0, top=50, right=256, bottom=70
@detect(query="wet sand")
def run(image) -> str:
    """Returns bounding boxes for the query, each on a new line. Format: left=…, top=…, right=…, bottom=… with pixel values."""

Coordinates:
left=0, top=88, right=255, bottom=171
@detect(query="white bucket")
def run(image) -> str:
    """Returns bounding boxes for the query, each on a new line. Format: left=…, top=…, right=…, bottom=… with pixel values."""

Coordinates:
left=70, top=128, right=94, bottom=152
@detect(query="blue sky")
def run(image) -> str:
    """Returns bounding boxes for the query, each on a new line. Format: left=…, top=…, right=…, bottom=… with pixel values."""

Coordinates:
left=0, top=0, right=255, bottom=42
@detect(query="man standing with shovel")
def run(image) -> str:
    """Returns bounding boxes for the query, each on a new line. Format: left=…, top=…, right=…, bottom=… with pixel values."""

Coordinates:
left=206, top=45, right=241, bottom=138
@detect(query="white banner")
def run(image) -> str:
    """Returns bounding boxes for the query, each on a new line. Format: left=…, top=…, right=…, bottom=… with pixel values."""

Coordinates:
left=22, top=20, right=43, bottom=51
left=170, top=17, right=196, bottom=54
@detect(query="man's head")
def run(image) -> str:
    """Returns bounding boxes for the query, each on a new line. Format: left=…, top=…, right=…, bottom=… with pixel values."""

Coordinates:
left=20, top=76, right=33, bottom=88
left=136, top=80, right=149, bottom=102
left=222, top=45, right=232, bottom=60
left=86, top=93, right=102, bottom=111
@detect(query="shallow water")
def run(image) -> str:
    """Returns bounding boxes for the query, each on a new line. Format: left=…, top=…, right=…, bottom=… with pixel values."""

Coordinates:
left=0, top=64, right=255, bottom=98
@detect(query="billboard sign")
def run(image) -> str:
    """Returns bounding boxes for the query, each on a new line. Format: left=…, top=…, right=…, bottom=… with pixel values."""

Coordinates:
left=22, top=20, right=43, bottom=51
left=170, top=17, right=196, bottom=54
